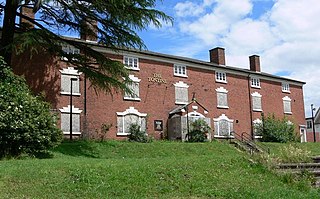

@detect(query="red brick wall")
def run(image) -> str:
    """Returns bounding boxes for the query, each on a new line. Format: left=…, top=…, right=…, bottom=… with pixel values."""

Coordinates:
left=10, top=49, right=306, bottom=140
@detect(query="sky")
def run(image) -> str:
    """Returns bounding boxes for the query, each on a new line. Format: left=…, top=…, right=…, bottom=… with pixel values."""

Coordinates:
left=137, top=0, right=320, bottom=117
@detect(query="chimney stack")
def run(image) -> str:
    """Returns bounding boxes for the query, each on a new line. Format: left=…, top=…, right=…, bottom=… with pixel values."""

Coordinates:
left=80, top=19, right=98, bottom=42
left=209, top=47, right=225, bottom=65
left=249, top=55, right=261, bottom=72
left=20, top=5, right=35, bottom=29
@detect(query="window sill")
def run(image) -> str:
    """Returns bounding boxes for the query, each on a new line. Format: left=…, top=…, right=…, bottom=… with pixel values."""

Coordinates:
left=174, top=74, right=188, bottom=78
left=175, top=101, right=188, bottom=105
left=216, top=80, right=227, bottom=84
left=214, top=135, right=235, bottom=138
left=284, top=112, right=292, bottom=115
left=217, top=106, right=229, bottom=109
left=282, top=90, right=291, bottom=93
left=125, top=67, right=140, bottom=71
left=60, top=92, right=81, bottom=96
left=251, top=85, right=261, bottom=89
left=124, top=97, right=141, bottom=101
left=63, top=131, right=81, bottom=135
left=117, top=133, right=129, bottom=136
left=253, top=109, right=263, bottom=112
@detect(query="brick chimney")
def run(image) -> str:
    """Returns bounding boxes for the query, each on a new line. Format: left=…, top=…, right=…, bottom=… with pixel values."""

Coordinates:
left=209, top=47, right=225, bottom=65
left=80, top=19, right=98, bottom=42
left=249, top=55, right=261, bottom=72
left=20, top=5, right=35, bottom=29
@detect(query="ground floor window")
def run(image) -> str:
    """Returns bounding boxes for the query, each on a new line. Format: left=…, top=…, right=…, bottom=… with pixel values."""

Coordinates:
left=253, top=118, right=262, bottom=138
left=214, top=114, right=234, bottom=137
left=59, top=105, right=82, bottom=135
left=116, top=107, right=147, bottom=135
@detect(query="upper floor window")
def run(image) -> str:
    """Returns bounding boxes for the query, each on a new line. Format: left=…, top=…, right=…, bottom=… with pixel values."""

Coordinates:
left=283, top=96, right=292, bottom=114
left=215, top=71, right=227, bottom=83
left=174, top=64, right=187, bottom=77
left=216, top=87, right=228, bottom=109
left=251, top=92, right=262, bottom=112
left=61, top=45, right=80, bottom=61
left=124, top=75, right=141, bottom=101
left=282, top=82, right=290, bottom=93
left=116, top=107, right=147, bottom=136
left=251, top=77, right=261, bottom=88
left=60, top=67, right=82, bottom=95
left=174, top=81, right=189, bottom=105
left=124, top=56, right=139, bottom=70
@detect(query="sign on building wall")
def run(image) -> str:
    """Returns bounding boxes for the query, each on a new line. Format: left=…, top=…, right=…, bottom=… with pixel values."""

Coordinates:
left=148, top=73, right=167, bottom=84
left=154, top=120, right=163, bottom=131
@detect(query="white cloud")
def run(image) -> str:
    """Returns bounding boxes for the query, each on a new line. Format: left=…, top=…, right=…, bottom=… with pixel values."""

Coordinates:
left=162, top=0, right=320, bottom=117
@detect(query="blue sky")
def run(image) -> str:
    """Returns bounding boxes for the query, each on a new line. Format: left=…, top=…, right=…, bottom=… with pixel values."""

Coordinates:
left=137, top=0, right=320, bottom=117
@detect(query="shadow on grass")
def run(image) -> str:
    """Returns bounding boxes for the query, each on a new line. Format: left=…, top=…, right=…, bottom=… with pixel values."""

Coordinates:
left=53, top=141, right=100, bottom=158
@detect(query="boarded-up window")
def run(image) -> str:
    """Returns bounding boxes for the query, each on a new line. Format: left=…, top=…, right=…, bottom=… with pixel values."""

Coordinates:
left=216, top=87, right=228, bottom=108
left=174, top=81, right=189, bottom=104
left=283, top=96, right=292, bottom=114
left=60, top=67, right=81, bottom=95
left=59, top=106, right=82, bottom=135
left=116, top=107, right=147, bottom=135
left=214, top=114, right=234, bottom=137
left=124, top=75, right=141, bottom=101
left=252, top=92, right=262, bottom=111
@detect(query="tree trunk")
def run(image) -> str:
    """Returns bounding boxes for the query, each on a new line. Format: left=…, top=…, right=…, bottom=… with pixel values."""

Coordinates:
left=0, top=1, right=18, bottom=65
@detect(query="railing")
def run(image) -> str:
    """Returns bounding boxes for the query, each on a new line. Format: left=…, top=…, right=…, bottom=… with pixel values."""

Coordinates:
left=237, top=132, right=270, bottom=154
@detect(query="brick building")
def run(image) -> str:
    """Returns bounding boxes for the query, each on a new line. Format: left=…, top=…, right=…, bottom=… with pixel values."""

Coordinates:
left=11, top=38, right=307, bottom=141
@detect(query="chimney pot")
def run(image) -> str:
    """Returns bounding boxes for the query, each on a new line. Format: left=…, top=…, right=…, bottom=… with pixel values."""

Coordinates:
left=209, top=47, right=225, bottom=65
left=249, top=55, right=261, bottom=72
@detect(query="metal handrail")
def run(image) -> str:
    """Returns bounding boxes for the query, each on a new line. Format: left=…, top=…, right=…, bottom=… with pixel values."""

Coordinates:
left=239, top=132, right=270, bottom=154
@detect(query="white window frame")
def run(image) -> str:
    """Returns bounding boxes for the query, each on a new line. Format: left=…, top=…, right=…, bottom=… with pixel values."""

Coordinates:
left=283, top=96, right=292, bottom=114
left=174, top=64, right=187, bottom=77
left=214, top=114, right=234, bottom=138
left=307, top=120, right=312, bottom=129
left=124, top=75, right=141, bottom=101
left=252, top=92, right=262, bottom=112
left=60, top=67, right=82, bottom=96
left=215, top=71, right=227, bottom=83
left=251, top=77, right=261, bottom=88
left=174, top=81, right=189, bottom=105
left=282, top=82, right=290, bottom=93
left=59, top=105, right=82, bottom=135
left=116, top=107, right=147, bottom=136
left=124, top=56, right=139, bottom=71
left=61, top=44, right=80, bottom=61
left=216, top=87, right=229, bottom=109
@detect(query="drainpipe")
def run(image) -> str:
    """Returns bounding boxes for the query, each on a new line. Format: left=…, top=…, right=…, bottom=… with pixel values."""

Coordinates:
left=247, top=74, right=254, bottom=140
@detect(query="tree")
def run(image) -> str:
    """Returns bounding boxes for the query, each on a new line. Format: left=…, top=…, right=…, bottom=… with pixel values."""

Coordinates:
left=0, top=57, right=63, bottom=158
left=0, top=0, right=172, bottom=92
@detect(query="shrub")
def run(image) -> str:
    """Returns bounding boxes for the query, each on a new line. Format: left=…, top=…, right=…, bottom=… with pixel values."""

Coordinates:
left=127, top=124, right=151, bottom=143
left=256, top=114, right=298, bottom=143
left=188, top=119, right=211, bottom=142
left=0, top=58, right=63, bottom=158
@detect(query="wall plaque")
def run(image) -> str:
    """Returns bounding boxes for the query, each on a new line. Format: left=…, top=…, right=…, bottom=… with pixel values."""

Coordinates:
left=154, top=120, right=163, bottom=131
left=148, top=73, right=167, bottom=84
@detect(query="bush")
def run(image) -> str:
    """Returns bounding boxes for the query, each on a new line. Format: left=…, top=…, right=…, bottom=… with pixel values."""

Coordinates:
left=256, top=114, right=298, bottom=143
left=127, top=124, right=151, bottom=143
left=278, top=144, right=312, bottom=163
left=0, top=58, right=63, bottom=158
left=188, top=119, right=211, bottom=142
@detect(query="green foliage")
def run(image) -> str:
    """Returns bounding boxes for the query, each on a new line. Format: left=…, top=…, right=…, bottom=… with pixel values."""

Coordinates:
left=0, top=58, right=63, bottom=158
left=127, top=124, right=151, bottom=143
left=0, top=141, right=319, bottom=198
left=277, top=144, right=312, bottom=163
left=188, top=119, right=211, bottom=142
left=256, top=114, right=298, bottom=143
left=1, top=0, right=173, bottom=94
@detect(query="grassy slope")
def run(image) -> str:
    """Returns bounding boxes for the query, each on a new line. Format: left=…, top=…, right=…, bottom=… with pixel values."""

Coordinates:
left=0, top=141, right=319, bottom=199
left=264, top=142, right=320, bottom=156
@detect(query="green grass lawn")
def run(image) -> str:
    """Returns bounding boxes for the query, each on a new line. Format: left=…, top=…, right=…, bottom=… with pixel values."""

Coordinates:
left=263, top=142, right=320, bottom=156
left=0, top=140, right=319, bottom=198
